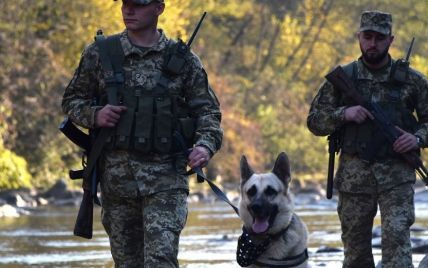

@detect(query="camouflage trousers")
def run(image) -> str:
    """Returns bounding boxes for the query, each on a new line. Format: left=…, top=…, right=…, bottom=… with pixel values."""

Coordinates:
left=101, top=189, right=189, bottom=268
left=338, top=182, right=415, bottom=268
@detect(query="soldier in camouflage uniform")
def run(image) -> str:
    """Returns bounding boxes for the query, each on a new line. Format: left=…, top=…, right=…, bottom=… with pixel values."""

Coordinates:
left=307, top=11, right=428, bottom=268
left=62, top=0, right=223, bottom=267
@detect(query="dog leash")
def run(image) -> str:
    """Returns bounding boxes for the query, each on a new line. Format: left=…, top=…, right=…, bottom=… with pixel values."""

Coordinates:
left=174, top=131, right=240, bottom=216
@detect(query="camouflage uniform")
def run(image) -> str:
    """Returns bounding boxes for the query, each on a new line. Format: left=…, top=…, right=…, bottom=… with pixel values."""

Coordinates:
left=307, top=11, right=428, bottom=268
left=62, top=29, right=222, bottom=267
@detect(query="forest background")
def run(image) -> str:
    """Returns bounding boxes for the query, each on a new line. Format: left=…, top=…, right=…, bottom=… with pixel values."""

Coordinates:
left=1, top=0, right=428, bottom=190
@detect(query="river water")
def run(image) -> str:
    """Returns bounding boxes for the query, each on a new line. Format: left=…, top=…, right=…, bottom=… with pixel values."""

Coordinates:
left=1, top=199, right=428, bottom=267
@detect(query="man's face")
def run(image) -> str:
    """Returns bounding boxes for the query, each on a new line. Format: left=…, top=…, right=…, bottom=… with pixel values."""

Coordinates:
left=121, top=0, right=164, bottom=31
left=358, top=30, right=394, bottom=65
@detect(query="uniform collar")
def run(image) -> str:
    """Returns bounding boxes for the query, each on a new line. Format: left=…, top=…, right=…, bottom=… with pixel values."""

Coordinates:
left=119, top=29, right=169, bottom=57
left=356, top=56, right=394, bottom=82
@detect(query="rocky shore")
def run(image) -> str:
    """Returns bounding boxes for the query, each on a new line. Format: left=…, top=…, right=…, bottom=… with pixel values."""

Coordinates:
left=2, top=178, right=428, bottom=267
left=0, top=179, right=82, bottom=217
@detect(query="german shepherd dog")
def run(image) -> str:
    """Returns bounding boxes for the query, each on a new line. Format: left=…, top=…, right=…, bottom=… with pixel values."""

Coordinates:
left=237, top=152, right=309, bottom=268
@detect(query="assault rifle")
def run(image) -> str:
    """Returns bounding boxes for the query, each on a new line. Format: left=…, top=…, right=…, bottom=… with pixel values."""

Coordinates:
left=325, top=66, right=428, bottom=185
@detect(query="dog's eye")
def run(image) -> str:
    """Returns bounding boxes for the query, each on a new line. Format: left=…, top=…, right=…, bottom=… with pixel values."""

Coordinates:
left=247, top=185, right=257, bottom=197
left=265, top=186, right=278, bottom=197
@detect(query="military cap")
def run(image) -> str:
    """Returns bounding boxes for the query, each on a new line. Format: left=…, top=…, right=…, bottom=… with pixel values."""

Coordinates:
left=359, top=11, right=392, bottom=35
left=114, top=0, right=165, bottom=4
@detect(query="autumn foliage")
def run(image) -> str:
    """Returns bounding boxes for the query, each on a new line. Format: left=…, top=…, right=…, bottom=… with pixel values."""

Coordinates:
left=1, top=0, right=427, bottom=189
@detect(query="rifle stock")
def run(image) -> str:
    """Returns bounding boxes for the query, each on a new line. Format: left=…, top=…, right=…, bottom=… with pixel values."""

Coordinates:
left=326, top=133, right=337, bottom=199
left=325, top=66, right=428, bottom=184
left=73, top=190, right=94, bottom=239
left=59, top=117, right=99, bottom=239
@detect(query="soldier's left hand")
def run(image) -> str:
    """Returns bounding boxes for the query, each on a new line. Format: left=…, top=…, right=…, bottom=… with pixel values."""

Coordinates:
left=188, top=146, right=211, bottom=168
left=393, top=126, right=419, bottom=153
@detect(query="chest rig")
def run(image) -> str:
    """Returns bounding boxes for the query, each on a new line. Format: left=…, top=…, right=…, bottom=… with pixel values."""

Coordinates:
left=95, top=31, right=195, bottom=154
left=339, top=61, right=417, bottom=161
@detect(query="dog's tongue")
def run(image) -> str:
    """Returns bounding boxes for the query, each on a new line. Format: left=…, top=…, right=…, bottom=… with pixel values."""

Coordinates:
left=252, top=218, right=269, bottom=234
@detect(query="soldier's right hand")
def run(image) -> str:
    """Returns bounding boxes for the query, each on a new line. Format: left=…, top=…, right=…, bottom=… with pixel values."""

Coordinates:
left=344, top=105, right=374, bottom=124
left=95, top=104, right=127, bottom=128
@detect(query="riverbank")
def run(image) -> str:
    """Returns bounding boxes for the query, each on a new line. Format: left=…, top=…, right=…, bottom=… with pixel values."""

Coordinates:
left=0, top=177, right=329, bottom=217
left=2, top=179, right=428, bottom=267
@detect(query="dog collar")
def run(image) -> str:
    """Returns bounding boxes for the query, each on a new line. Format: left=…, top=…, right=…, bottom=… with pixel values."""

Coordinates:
left=236, top=216, right=295, bottom=267
left=255, top=249, right=309, bottom=267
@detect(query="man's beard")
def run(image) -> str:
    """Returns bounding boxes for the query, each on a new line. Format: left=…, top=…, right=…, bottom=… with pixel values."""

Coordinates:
left=360, top=45, right=390, bottom=64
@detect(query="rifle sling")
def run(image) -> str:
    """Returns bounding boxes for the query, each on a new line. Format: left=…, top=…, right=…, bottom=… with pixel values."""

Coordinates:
left=82, top=34, right=125, bottom=188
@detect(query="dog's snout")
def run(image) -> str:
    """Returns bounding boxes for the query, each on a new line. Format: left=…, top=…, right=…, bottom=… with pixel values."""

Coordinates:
left=250, top=202, right=263, bottom=214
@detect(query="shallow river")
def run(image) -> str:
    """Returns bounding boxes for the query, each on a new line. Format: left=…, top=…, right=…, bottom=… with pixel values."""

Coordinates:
left=1, top=199, right=428, bottom=267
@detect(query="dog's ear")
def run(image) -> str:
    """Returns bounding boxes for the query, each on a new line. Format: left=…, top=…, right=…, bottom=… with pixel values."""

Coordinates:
left=240, top=155, right=254, bottom=184
left=272, top=152, right=291, bottom=185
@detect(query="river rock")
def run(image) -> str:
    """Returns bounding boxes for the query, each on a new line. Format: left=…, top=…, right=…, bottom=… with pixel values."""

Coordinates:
left=315, top=245, right=342, bottom=253
left=0, top=204, right=29, bottom=217
left=411, top=225, right=428, bottom=233
left=412, top=239, right=428, bottom=254
left=0, top=189, right=37, bottom=207
left=41, top=179, right=73, bottom=199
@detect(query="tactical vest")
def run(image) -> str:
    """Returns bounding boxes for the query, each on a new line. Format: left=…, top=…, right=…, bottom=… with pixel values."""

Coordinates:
left=95, top=33, right=195, bottom=154
left=339, top=61, right=418, bottom=161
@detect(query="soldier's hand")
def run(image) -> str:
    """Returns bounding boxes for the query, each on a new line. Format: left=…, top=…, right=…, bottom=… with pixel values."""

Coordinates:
left=344, top=105, right=374, bottom=124
left=95, top=104, right=127, bottom=128
left=393, top=126, right=419, bottom=153
left=188, top=146, right=211, bottom=168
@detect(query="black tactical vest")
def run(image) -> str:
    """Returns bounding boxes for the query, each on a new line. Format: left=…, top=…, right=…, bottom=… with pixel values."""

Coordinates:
left=95, top=33, right=195, bottom=154
left=339, top=61, right=418, bottom=161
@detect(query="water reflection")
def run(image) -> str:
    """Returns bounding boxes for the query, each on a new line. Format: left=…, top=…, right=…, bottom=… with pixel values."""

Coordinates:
left=0, top=202, right=427, bottom=267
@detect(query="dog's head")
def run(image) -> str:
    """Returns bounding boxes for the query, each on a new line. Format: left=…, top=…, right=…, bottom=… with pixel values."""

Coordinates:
left=239, top=152, right=293, bottom=235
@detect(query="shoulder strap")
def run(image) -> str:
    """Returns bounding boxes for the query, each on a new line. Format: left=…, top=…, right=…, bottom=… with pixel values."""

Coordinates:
left=342, top=61, right=357, bottom=81
left=95, top=33, right=125, bottom=105
left=83, top=33, right=126, bottom=195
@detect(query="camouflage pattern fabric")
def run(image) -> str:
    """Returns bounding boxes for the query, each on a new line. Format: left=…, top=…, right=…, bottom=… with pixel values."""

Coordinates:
left=359, top=11, right=392, bottom=35
left=101, top=189, right=188, bottom=267
left=307, top=57, right=428, bottom=267
left=62, top=30, right=222, bottom=266
left=338, top=183, right=414, bottom=268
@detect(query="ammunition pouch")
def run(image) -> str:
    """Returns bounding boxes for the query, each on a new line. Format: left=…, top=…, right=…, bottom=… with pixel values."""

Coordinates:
left=96, top=35, right=196, bottom=154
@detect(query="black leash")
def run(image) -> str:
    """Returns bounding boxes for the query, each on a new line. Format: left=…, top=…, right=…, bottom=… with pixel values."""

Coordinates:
left=173, top=131, right=240, bottom=215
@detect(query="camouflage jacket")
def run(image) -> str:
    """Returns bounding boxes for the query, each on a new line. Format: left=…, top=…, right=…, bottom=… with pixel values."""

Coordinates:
left=307, top=57, right=428, bottom=193
left=62, top=30, right=223, bottom=196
